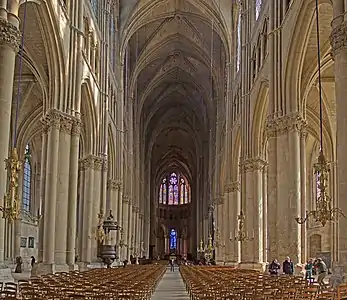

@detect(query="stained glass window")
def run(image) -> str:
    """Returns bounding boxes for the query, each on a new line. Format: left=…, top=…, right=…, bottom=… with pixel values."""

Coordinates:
left=170, top=229, right=177, bottom=249
left=162, top=181, right=167, bottom=204
left=255, top=0, right=262, bottom=20
left=180, top=183, right=185, bottom=204
left=236, top=11, right=241, bottom=72
left=185, top=185, right=189, bottom=204
left=159, top=184, right=163, bottom=203
left=22, top=144, right=31, bottom=212
left=158, top=173, right=191, bottom=205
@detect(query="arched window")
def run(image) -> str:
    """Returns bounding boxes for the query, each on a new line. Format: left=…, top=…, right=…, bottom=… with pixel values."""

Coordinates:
left=22, top=144, right=31, bottom=212
left=236, top=10, right=241, bottom=72
left=158, top=173, right=191, bottom=205
left=255, top=0, right=262, bottom=20
left=170, top=229, right=177, bottom=249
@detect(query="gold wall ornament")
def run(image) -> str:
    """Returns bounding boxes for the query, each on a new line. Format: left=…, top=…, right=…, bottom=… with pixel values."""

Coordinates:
left=1, top=148, right=21, bottom=222
left=295, top=151, right=345, bottom=227
left=230, top=210, right=254, bottom=242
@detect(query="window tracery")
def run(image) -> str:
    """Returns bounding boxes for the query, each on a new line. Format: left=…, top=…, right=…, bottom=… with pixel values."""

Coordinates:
left=22, top=144, right=31, bottom=212
left=158, top=172, right=191, bottom=205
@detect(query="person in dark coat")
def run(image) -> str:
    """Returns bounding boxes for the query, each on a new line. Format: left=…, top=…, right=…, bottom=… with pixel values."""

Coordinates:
left=283, top=257, right=294, bottom=275
left=269, top=259, right=281, bottom=275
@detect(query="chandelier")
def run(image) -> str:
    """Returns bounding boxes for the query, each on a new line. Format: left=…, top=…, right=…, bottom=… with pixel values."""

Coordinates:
left=295, top=0, right=345, bottom=226
left=230, top=210, right=254, bottom=242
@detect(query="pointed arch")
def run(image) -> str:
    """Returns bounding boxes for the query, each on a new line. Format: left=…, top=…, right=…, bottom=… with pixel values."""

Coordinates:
left=81, top=80, right=98, bottom=155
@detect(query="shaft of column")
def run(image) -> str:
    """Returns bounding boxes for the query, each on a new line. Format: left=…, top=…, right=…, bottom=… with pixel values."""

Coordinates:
left=91, top=158, right=102, bottom=261
left=127, top=202, right=133, bottom=261
left=122, top=196, right=129, bottom=260
left=38, top=130, right=48, bottom=262
left=54, top=117, right=72, bottom=266
left=66, top=120, right=80, bottom=266
left=300, top=131, right=307, bottom=264
left=43, top=112, right=60, bottom=265
left=331, top=19, right=347, bottom=266
left=262, top=167, right=268, bottom=263
left=0, top=17, right=20, bottom=263
left=81, top=158, right=94, bottom=263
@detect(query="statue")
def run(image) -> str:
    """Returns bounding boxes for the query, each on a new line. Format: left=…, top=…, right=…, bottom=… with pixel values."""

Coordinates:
left=14, top=256, right=22, bottom=273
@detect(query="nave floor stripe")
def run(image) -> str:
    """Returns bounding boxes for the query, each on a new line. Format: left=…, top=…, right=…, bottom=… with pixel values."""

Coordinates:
left=151, top=268, right=190, bottom=300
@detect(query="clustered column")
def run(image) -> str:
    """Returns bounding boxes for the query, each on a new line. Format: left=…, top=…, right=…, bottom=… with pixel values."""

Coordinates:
left=330, top=0, right=347, bottom=265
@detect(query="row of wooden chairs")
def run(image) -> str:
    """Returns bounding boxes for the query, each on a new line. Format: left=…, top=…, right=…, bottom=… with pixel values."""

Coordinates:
left=179, top=266, right=341, bottom=300
left=6, top=265, right=166, bottom=299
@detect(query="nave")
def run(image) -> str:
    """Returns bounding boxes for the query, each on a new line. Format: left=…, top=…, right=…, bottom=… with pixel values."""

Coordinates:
left=2, top=265, right=347, bottom=299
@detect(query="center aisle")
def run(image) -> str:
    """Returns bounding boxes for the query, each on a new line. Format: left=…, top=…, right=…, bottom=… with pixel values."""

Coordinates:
left=151, top=267, right=190, bottom=300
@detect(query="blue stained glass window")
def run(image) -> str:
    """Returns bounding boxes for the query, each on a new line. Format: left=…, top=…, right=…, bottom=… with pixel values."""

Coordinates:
left=170, top=229, right=177, bottom=249
left=22, top=145, right=31, bottom=212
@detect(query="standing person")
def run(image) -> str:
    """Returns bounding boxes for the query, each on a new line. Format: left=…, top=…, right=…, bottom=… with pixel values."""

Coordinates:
left=30, top=256, right=36, bottom=268
left=283, top=257, right=294, bottom=275
left=305, top=258, right=314, bottom=282
left=169, top=258, right=175, bottom=271
left=269, top=259, right=281, bottom=275
left=314, top=258, right=328, bottom=286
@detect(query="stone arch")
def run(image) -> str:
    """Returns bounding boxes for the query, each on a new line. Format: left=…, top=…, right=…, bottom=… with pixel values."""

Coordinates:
left=284, top=0, right=332, bottom=113
left=19, top=0, right=66, bottom=111
left=231, top=126, right=241, bottom=182
left=107, top=125, right=116, bottom=179
left=251, top=80, right=269, bottom=158
left=120, top=0, right=231, bottom=64
left=80, top=81, right=98, bottom=156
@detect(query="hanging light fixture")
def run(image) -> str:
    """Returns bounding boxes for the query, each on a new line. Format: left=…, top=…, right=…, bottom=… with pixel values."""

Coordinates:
left=295, top=0, right=345, bottom=227
left=0, top=0, right=29, bottom=222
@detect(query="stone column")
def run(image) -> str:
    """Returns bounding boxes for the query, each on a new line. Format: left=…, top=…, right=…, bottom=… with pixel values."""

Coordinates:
left=262, top=166, right=268, bottom=263
left=116, top=182, right=123, bottom=261
left=0, top=17, right=20, bottom=263
left=66, top=119, right=81, bottom=267
left=54, top=116, right=72, bottom=268
left=226, top=181, right=240, bottom=264
left=38, top=129, right=48, bottom=262
left=122, top=195, right=129, bottom=260
left=266, top=115, right=303, bottom=263
left=127, top=201, right=133, bottom=260
left=42, top=111, right=60, bottom=267
left=300, top=130, right=307, bottom=263
left=330, top=7, right=347, bottom=266
left=81, top=156, right=94, bottom=263
left=240, top=158, right=265, bottom=269
left=107, top=179, right=118, bottom=245
left=91, top=157, right=102, bottom=261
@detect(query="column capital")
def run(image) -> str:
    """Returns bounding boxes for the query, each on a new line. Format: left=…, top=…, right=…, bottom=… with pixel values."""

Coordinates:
left=224, top=181, right=240, bottom=193
left=266, top=113, right=307, bottom=137
left=60, top=116, right=73, bottom=134
left=213, top=197, right=224, bottom=205
left=122, top=195, right=129, bottom=204
left=107, top=179, right=118, bottom=190
left=71, top=119, right=82, bottom=136
left=93, top=156, right=107, bottom=171
left=79, top=155, right=94, bottom=170
left=41, top=110, right=61, bottom=131
left=0, top=19, right=21, bottom=52
left=330, top=22, right=347, bottom=58
left=139, top=212, right=144, bottom=219
left=240, top=157, right=267, bottom=172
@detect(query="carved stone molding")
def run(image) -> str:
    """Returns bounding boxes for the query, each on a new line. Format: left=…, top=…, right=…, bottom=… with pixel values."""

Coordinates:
left=330, top=22, right=347, bottom=58
left=224, top=181, right=240, bottom=193
left=79, top=155, right=94, bottom=170
left=43, top=110, right=61, bottom=131
left=93, top=156, right=105, bottom=171
left=0, top=19, right=21, bottom=52
left=71, top=119, right=82, bottom=136
left=107, top=179, right=118, bottom=190
left=60, top=116, right=73, bottom=134
left=266, top=113, right=307, bottom=137
left=241, top=157, right=267, bottom=172
left=214, top=197, right=224, bottom=205
left=122, top=195, right=129, bottom=204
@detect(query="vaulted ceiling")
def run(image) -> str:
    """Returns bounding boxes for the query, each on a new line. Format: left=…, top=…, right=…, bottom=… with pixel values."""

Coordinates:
left=124, top=0, right=228, bottom=187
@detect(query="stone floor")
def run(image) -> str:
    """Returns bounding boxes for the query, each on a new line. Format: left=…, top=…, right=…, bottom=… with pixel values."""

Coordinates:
left=151, top=267, right=190, bottom=300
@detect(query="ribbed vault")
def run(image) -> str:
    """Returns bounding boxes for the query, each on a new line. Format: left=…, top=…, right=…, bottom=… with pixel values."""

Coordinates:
left=125, top=0, right=227, bottom=218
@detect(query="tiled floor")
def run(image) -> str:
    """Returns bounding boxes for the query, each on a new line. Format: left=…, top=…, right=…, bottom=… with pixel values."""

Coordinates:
left=151, top=268, right=190, bottom=300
